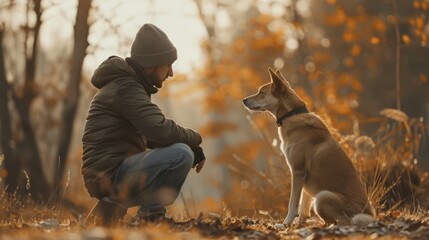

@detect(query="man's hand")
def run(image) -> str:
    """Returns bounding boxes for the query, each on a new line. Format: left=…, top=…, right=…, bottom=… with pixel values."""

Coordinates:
left=195, top=159, right=205, bottom=173
left=192, top=146, right=206, bottom=173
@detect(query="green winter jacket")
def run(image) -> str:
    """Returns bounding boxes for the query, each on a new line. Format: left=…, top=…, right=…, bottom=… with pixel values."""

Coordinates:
left=81, top=56, right=202, bottom=198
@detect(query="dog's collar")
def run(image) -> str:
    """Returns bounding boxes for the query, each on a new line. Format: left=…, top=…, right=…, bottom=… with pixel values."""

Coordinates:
left=276, top=106, right=309, bottom=127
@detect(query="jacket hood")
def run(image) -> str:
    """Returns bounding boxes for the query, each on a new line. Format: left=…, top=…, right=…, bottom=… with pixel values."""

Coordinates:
left=91, top=56, right=134, bottom=89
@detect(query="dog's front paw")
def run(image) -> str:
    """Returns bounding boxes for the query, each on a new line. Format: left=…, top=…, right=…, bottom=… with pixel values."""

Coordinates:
left=283, top=215, right=296, bottom=226
left=295, top=214, right=310, bottom=227
left=274, top=223, right=286, bottom=230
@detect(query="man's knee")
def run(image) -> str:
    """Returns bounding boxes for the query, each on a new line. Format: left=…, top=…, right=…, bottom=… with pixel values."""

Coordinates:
left=170, top=143, right=194, bottom=168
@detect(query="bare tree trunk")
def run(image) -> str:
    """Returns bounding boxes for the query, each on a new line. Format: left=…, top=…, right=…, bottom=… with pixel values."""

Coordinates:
left=0, top=26, right=19, bottom=192
left=393, top=0, right=401, bottom=110
left=1, top=0, right=51, bottom=201
left=194, top=0, right=217, bottom=59
left=18, top=0, right=51, bottom=201
left=54, top=0, right=92, bottom=197
left=23, top=0, right=41, bottom=110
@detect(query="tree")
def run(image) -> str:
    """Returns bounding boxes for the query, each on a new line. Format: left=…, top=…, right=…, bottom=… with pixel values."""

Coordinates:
left=0, top=0, right=93, bottom=202
left=0, top=0, right=50, bottom=201
left=54, top=0, right=92, bottom=200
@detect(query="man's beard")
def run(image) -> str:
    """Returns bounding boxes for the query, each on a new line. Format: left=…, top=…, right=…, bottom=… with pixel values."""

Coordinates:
left=147, top=72, right=164, bottom=89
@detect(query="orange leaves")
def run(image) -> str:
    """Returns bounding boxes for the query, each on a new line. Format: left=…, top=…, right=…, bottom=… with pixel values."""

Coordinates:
left=338, top=73, right=362, bottom=91
left=254, top=14, right=272, bottom=26
left=229, top=15, right=286, bottom=60
left=412, top=0, right=429, bottom=10
left=373, top=18, right=387, bottom=33
left=250, top=29, right=284, bottom=51
left=294, top=87, right=314, bottom=110
left=408, top=15, right=428, bottom=45
left=413, top=0, right=421, bottom=9
left=327, top=7, right=389, bottom=47
left=422, top=1, right=429, bottom=11
left=1, top=169, right=7, bottom=178
left=214, top=141, right=263, bottom=164
left=350, top=44, right=362, bottom=56
left=308, top=70, right=323, bottom=82
left=414, top=16, right=425, bottom=29
left=405, top=11, right=428, bottom=45
left=326, top=7, right=347, bottom=26
left=421, top=32, right=428, bottom=45
left=311, top=52, right=332, bottom=64
left=402, top=34, right=412, bottom=45
left=342, top=31, right=356, bottom=42
left=251, top=115, right=273, bottom=130
left=329, top=10, right=384, bottom=47
left=245, top=14, right=285, bottom=51
left=370, top=36, right=381, bottom=45
left=311, top=71, right=361, bottom=131
left=199, top=121, right=238, bottom=138
left=342, top=18, right=360, bottom=42
left=409, top=16, right=426, bottom=44
left=204, top=89, right=230, bottom=113
left=366, top=56, right=378, bottom=69
left=233, top=38, right=246, bottom=52
left=199, top=197, right=221, bottom=212
left=419, top=73, right=428, bottom=84
left=199, top=62, right=265, bottom=114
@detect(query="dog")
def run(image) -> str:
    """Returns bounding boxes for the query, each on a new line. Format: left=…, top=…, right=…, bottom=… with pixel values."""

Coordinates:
left=243, top=68, right=375, bottom=226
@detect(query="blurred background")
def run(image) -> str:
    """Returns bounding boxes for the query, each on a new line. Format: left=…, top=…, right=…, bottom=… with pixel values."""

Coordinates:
left=0, top=0, right=428, bottom=219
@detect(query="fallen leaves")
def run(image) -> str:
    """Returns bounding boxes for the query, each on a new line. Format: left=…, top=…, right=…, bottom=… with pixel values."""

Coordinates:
left=0, top=211, right=429, bottom=239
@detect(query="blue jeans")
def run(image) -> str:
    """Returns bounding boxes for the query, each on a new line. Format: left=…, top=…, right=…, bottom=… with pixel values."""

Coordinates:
left=104, top=143, right=194, bottom=216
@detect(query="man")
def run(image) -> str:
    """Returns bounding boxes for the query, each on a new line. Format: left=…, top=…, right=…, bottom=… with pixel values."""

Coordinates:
left=81, top=23, right=206, bottom=225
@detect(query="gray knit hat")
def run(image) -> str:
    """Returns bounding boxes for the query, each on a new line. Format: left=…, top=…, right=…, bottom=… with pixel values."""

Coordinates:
left=130, top=23, right=177, bottom=68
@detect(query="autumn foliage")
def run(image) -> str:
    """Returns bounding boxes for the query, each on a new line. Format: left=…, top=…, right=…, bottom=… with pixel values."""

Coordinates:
left=192, top=0, right=429, bottom=217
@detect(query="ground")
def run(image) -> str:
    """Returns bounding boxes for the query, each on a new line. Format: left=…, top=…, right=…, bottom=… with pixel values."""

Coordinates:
left=1, top=211, right=428, bottom=239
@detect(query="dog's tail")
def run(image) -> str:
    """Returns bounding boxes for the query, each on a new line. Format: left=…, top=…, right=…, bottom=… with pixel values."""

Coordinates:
left=351, top=214, right=375, bottom=226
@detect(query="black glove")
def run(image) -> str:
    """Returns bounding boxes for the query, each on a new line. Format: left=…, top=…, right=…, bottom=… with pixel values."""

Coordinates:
left=192, top=146, right=206, bottom=167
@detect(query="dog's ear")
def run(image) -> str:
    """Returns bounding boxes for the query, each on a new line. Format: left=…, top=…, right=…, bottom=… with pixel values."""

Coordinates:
left=275, top=69, right=291, bottom=86
left=268, top=67, right=286, bottom=96
left=268, top=67, right=281, bottom=82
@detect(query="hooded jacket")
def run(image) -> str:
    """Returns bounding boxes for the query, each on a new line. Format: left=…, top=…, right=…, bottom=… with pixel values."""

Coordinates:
left=82, top=56, right=202, bottom=198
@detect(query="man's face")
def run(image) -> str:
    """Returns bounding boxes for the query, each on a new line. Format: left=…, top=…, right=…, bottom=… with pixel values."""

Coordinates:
left=147, top=63, right=174, bottom=89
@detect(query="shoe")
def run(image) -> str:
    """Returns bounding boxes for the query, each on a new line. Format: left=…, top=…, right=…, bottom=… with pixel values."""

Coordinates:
left=92, top=200, right=127, bottom=226
left=129, top=212, right=176, bottom=226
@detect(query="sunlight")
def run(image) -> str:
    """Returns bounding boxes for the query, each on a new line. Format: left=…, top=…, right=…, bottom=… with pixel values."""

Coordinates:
left=286, top=38, right=299, bottom=50
left=274, top=57, right=285, bottom=69
left=321, top=37, right=331, bottom=47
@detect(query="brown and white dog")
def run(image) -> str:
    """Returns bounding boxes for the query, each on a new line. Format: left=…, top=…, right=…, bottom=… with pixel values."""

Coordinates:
left=243, top=68, right=375, bottom=226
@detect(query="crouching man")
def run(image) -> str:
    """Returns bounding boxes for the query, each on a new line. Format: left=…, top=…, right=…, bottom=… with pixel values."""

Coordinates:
left=81, top=23, right=206, bottom=225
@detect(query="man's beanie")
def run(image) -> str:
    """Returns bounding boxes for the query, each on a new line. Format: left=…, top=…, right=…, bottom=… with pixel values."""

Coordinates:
left=130, top=23, right=177, bottom=68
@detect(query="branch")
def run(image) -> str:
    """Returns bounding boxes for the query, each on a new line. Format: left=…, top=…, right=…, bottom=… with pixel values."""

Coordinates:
left=0, top=24, right=13, bottom=169
left=23, top=0, right=43, bottom=109
left=193, top=0, right=216, bottom=39
left=392, top=0, right=401, bottom=110
left=54, top=0, right=92, bottom=193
